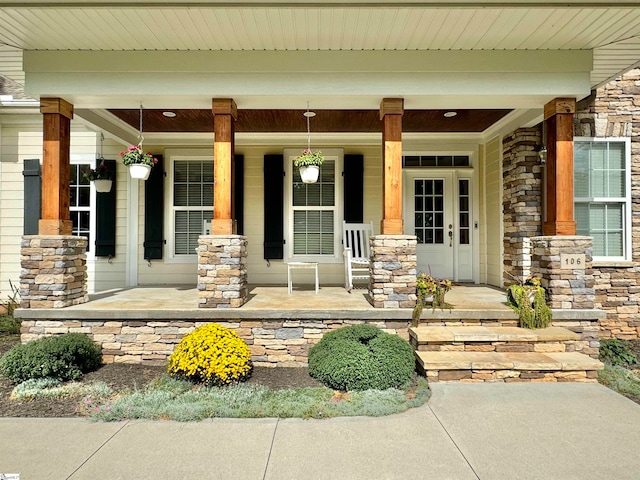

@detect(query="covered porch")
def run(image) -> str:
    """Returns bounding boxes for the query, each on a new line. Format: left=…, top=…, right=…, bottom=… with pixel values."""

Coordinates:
left=16, top=284, right=603, bottom=373
left=18, top=284, right=512, bottom=317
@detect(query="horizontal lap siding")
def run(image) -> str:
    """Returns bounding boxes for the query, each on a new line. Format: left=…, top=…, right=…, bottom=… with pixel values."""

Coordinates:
left=93, top=138, right=127, bottom=293
left=0, top=125, right=40, bottom=298
left=484, top=136, right=502, bottom=287
left=0, top=119, right=127, bottom=297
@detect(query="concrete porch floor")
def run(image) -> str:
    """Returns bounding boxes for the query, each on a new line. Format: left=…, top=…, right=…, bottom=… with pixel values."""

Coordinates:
left=16, top=284, right=522, bottom=321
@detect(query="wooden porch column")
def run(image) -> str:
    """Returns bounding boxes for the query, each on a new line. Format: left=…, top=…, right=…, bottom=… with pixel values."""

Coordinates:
left=380, top=98, right=404, bottom=234
left=39, top=98, right=73, bottom=235
left=543, top=98, right=576, bottom=235
left=212, top=98, right=237, bottom=235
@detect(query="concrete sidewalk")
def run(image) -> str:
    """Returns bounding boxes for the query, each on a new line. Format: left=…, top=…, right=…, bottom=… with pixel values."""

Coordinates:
left=1, top=383, right=639, bottom=479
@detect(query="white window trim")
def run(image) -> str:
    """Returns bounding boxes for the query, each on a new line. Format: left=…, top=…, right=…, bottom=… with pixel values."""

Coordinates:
left=70, top=154, right=96, bottom=259
left=574, top=136, right=632, bottom=262
left=164, top=148, right=214, bottom=264
left=284, top=148, right=344, bottom=264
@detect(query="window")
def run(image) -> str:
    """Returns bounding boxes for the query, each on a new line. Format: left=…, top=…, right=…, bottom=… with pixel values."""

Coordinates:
left=172, top=159, right=214, bottom=256
left=404, top=155, right=469, bottom=167
left=459, top=179, right=470, bottom=245
left=70, top=162, right=92, bottom=252
left=574, top=138, right=631, bottom=260
left=414, top=179, right=444, bottom=244
left=285, top=148, right=343, bottom=262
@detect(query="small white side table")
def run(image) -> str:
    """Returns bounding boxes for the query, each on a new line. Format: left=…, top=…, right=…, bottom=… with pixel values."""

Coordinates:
left=287, top=262, right=319, bottom=294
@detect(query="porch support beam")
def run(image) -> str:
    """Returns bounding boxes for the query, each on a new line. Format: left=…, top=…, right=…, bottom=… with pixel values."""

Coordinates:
left=212, top=98, right=237, bottom=235
left=380, top=98, right=404, bottom=235
left=543, top=98, right=576, bottom=236
left=39, top=97, right=73, bottom=235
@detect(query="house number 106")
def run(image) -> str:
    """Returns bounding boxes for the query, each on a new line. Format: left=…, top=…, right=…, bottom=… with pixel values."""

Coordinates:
left=560, top=254, right=586, bottom=270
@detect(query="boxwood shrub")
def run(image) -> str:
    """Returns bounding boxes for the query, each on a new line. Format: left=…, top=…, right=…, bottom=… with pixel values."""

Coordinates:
left=0, top=333, right=102, bottom=384
left=308, top=324, right=415, bottom=391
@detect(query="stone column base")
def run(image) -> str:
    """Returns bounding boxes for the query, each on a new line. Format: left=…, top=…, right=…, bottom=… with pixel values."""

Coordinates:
left=197, top=234, right=248, bottom=308
left=368, top=235, right=417, bottom=308
left=531, top=236, right=594, bottom=309
left=20, top=235, right=88, bottom=308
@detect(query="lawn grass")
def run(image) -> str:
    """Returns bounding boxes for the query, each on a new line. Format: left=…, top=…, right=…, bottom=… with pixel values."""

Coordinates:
left=80, top=374, right=431, bottom=421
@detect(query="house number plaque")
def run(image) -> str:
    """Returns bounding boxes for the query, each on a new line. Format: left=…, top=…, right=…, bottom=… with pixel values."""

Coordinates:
left=560, top=254, right=586, bottom=270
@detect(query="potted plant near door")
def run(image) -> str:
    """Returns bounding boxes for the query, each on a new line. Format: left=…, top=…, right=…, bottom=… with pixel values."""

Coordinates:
left=83, top=162, right=113, bottom=193
left=411, top=272, right=453, bottom=326
left=294, top=149, right=324, bottom=183
left=120, top=145, right=158, bottom=180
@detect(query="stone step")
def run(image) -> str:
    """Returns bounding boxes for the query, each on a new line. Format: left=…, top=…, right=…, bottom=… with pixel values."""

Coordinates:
left=415, top=351, right=604, bottom=383
left=410, top=326, right=580, bottom=345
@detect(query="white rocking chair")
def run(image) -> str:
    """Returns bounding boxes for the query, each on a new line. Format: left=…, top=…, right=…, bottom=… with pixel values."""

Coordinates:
left=343, top=221, right=374, bottom=292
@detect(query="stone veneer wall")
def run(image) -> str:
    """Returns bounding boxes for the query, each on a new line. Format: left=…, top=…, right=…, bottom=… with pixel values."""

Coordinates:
left=197, top=235, right=248, bottom=308
left=20, top=319, right=411, bottom=366
left=502, top=127, right=543, bottom=285
left=19, top=236, right=88, bottom=308
left=368, top=235, right=417, bottom=308
left=531, top=236, right=595, bottom=310
left=575, top=68, right=640, bottom=340
left=20, top=315, right=600, bottom=364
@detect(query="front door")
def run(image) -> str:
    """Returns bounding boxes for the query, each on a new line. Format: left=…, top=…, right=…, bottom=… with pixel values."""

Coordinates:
left=404, top=171, right=474, bottom=281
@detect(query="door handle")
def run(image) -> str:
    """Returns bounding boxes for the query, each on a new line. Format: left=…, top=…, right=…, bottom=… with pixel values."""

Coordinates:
left=448, top=225, right=453, bottom=247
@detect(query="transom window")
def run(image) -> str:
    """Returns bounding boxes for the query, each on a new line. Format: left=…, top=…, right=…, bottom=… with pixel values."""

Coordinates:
left=574, top=138, right=631, bottom=260
left=404, top=155, right=469, bottom=167
left=172, top=159, right=214, bottom=255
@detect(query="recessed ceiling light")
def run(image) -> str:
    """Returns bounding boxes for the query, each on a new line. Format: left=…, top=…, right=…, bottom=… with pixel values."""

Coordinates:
left=444, top=111, right=457, bottom=118
left=162, top=111, right=177, bottom=118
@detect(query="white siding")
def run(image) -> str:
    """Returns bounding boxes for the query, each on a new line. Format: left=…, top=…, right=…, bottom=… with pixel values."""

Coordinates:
left=91, top=137, right=128, bottom=293
left=0, top=120, right=41, bottom=299
left=0, top=116, right=127, bottom=297
left=483, top=136, right=503, bottom=287
left=137, top=144, right=383, bottom=287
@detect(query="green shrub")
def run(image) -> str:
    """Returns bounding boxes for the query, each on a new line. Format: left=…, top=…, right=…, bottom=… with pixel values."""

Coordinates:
left=0, top=315, right=21, bottom=334
left=0, top=333, right=102, bottom=384
left=599, top=338, right=638, bottom=367
left=167, top=323, right=253, bottom=387
left=506, top=278, right=552, bottom=329
left=308, top=324, right=415, bottom=391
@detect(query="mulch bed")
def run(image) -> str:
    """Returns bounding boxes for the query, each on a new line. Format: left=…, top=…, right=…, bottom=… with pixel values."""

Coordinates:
left=0, top=334, right=321, bottom=418
left=1, top=335, right=639, bottom=417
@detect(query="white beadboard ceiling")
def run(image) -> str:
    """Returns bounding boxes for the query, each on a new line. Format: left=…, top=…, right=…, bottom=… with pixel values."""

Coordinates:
left=0, top=5, right=639, bottom=88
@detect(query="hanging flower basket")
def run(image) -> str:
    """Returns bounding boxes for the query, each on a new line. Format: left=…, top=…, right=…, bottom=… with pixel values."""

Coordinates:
left=93, top=179, right=113, bottom=193
left=128, top=163, right=152, bottom=180
left=294, top=149, right=324, bottom=184
left=299, top=165, right=320, bottom=184
left=83, top=162, right=114, bottom=193
left=120, top=145, right=158, bottom=181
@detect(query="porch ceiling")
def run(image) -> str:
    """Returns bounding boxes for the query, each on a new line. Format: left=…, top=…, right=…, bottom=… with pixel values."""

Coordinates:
left=0, top=2, right=640, bottom=91
left=107, top=108, right=512, bottom=133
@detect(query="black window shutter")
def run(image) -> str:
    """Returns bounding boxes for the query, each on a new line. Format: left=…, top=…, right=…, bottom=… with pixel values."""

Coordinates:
left=22, top=159, right=41, bottom=235
left=263, top=154, right=284, bottom=259
left=95, top=159, right=117, bottom=257
left=343, top=154, right=364, bottom=223
left=234, top=154, right=244, bottom=235
left=144, top=155, right=164, bottom=260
